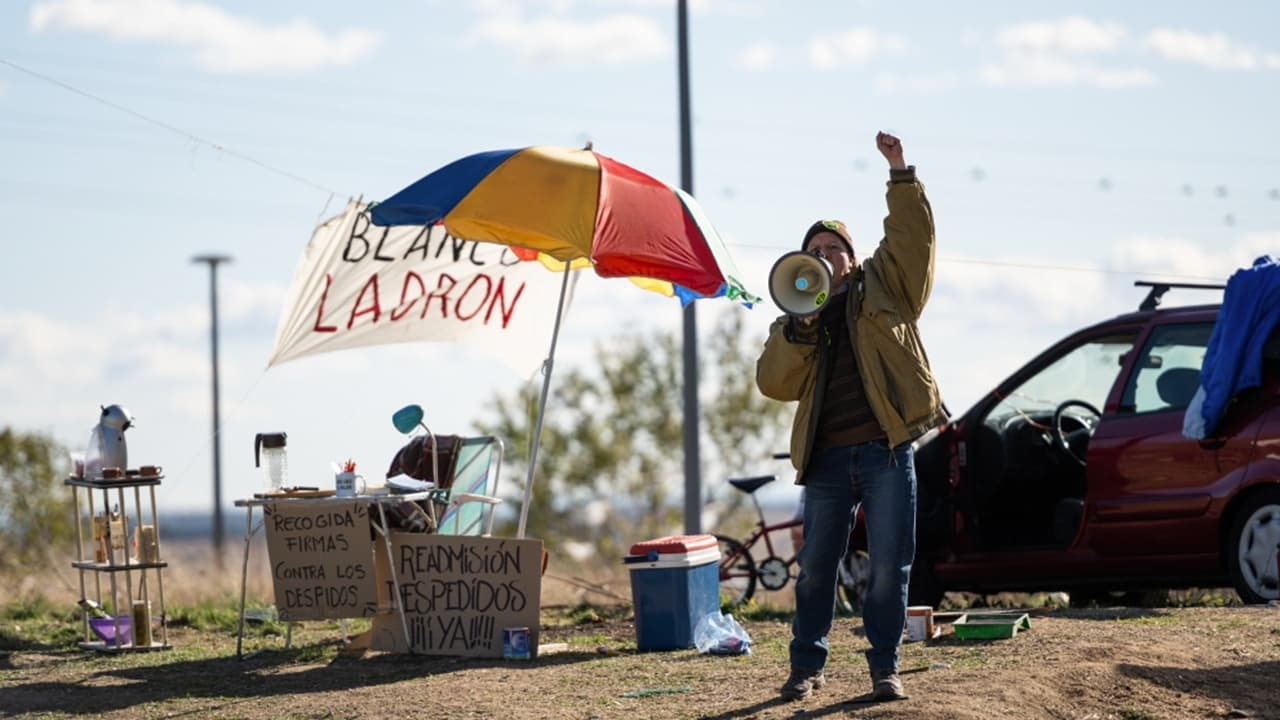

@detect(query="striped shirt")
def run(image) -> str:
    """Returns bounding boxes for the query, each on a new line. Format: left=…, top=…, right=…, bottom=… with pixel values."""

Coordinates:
left=814, top=293, right=885, bottom=449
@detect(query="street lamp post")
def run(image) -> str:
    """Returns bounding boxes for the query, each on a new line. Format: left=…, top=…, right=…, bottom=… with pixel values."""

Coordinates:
left=192, top=254, right=231, bottom=566
left=677, top=0, right=701, bottom=535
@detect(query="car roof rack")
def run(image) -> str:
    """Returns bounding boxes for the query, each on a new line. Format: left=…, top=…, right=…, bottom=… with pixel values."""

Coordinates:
left=1134, top=280, right=1225, bottom=311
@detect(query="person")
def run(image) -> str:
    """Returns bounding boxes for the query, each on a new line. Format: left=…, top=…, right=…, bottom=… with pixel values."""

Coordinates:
left=756, top=131, right=946, bottom=703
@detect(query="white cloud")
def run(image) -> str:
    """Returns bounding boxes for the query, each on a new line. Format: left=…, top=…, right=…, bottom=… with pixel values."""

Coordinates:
left=808, top=28, right=907, bottom=69
left=0, top=277, right=289, bottom=434
left=1113, top=231, right=1279, bottom=280
left=467, top=12, right=668, bottom=64
left=222, top=281, right=288, bottom=326
left=1103, top=235, right=1243, bottom=284
left=0, top=311, right=101, bottom=388
left=981, top=16, right=1153, bottom=88
left=1234, top=231, right=1280, bottom=264
left=873, top=70, right=965, bottom=93
left=469, top=0, right=574, bottom=14
left=979, top=53, right=1156, bottom=88
left=738, top=41, right=775, bottom=71
left=923, top=231, right=1272, bottom=413
left=28, top=0, right=379, bottom=75
left=923, top=261, right=1106, bottom=413
left=996, top=16, right=1127, bottom=54
left=583, top=0, right=761, bottom=14
left=1145, top=28, right=1280, bottom=71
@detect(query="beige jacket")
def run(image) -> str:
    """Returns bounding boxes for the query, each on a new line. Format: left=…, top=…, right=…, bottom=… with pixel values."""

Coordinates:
left=756, top=167, right=947, bottom=483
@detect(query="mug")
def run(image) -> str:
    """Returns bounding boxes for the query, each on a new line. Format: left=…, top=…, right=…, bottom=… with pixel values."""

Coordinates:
left=335, top=471, right=366, bottom=498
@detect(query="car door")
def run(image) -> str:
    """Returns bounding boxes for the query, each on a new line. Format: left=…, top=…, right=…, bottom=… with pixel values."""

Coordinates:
left=940, top=327, right=1141, bottom=587
left=1083, top=320, right=1245, bottom=569
left=957, top=326, right=1146, bottom=548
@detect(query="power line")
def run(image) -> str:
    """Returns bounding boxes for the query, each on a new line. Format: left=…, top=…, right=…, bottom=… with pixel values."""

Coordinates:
left=730, top=245, right=1229, bottom=283
left=937, top=256, right=1225, bottom=282
left=0, top=57, right=341, bottom=197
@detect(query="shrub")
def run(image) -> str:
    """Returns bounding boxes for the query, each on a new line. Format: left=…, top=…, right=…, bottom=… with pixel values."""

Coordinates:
left=0, top=427, right=74, bottom=571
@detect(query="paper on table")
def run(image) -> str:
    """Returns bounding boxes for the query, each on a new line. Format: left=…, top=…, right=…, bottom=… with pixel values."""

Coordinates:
left=387, top=475, right=433, bottom=493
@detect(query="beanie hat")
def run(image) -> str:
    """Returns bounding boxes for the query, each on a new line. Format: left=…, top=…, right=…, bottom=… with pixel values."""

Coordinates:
left=801, top=219, right=854, bottom=256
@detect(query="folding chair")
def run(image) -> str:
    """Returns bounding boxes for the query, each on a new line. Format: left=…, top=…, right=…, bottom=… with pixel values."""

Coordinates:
left=435, top=436, right=504, bottom=536
left=388, top=406, right=505, bottom=536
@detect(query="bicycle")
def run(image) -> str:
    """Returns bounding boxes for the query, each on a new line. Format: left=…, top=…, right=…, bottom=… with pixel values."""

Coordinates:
left=715, top=472, right=869, bottom=613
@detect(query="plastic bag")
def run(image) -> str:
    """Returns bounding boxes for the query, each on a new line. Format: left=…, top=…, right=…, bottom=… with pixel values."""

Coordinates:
left=693, top=611, right=752, bottom=655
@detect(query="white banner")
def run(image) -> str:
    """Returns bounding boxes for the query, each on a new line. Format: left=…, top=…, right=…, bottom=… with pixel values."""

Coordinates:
left=268, top=201, right=569, bottom=374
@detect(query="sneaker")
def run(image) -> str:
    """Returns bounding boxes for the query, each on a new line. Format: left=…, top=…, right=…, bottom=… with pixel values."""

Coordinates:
left=779, top=668, right=827, bottom=700
left=870, top=670, right=905, bottom=701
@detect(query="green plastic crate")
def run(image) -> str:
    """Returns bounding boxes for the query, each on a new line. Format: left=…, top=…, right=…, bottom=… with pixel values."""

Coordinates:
left=951, top=612, right=1031, bottom=640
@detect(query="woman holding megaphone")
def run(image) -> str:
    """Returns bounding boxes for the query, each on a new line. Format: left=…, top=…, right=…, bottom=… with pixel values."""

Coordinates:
left=757, top=132, right=946, bottom=704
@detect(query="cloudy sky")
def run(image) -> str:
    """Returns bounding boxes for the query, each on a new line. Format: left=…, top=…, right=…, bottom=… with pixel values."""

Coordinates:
left=2, top=0, right=1277, bottom=515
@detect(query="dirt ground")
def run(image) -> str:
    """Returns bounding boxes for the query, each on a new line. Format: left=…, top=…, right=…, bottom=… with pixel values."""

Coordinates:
left=3, top=601, right=1280, bottom=719
left=4, top=540, right=1279, bottom=719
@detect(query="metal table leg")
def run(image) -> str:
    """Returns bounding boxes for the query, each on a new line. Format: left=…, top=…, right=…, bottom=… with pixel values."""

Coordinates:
left=235, top=504, right=256, bottom=659
left=374, top=503, right=414, bottom=653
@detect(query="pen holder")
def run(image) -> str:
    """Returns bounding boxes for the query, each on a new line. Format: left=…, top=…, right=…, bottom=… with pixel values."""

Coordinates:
left=335, top=472, right=366, bottom=498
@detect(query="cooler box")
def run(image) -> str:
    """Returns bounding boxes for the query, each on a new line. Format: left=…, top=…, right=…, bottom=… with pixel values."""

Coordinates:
left=624, top=534, right=721, bottom=651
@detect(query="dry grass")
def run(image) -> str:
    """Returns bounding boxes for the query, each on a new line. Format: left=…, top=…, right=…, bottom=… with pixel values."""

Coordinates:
left=22, top=538, right=650, bottom=611
left=4, top=597, right=1279, bottom=719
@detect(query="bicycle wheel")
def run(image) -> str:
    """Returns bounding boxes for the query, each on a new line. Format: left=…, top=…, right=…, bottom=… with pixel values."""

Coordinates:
left=835, top=549, right=870, bottom=615
left=714, top=534, right=757, bottom=608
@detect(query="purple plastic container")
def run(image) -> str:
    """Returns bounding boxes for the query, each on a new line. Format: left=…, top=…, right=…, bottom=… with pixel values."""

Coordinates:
left=88, top=615, right=133, bottom=646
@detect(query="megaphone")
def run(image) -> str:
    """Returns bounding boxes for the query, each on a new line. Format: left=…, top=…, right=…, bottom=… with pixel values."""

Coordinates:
left=769, top=251, right=834, bottom=316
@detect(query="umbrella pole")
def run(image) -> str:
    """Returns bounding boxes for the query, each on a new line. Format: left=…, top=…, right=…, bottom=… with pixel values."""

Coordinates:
left=517, top=261, right=572, bottom=539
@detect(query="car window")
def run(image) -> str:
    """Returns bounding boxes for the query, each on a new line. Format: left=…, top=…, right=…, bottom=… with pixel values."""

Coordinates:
left=1119, top=322, right=1213, bottom=414
left=988, top=331, right=1138, bottom=420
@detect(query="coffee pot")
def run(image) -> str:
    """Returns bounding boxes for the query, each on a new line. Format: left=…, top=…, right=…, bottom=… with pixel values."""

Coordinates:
left=254, top=432, right=288, bottom=491
left=85, top=404, right=135, bottom=478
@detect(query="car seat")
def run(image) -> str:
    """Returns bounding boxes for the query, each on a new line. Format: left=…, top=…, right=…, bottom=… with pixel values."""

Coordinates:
left=1156, top=367, right=1201, bottom=409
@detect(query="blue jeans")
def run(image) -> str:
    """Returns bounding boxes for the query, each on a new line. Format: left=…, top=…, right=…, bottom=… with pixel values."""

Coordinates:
left=790, top=440, right=916, bottom=675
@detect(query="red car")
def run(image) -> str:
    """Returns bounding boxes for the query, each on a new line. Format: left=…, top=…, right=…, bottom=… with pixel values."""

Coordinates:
left=878, top=282, right=1280, bottom=606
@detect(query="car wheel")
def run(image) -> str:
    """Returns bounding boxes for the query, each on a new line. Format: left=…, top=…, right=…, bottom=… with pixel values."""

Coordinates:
left=1225, top=487, right=1280, bottom=604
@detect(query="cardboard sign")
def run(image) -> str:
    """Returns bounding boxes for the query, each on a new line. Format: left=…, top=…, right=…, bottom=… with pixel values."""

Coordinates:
left=367, top=533, right=542, bottom=657
left=262, top=501, right=379, bottom=621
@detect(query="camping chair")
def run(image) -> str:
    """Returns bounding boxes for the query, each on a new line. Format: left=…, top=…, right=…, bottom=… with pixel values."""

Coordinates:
left=387, top=405, right=504, bottom=535
left=435, top=436, right=504, bottom=536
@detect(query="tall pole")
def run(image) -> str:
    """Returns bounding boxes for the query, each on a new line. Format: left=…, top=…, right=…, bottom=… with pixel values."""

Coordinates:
left=677, top=0, right=701, bottom=535
left=192, top=254, right=231, bottom=566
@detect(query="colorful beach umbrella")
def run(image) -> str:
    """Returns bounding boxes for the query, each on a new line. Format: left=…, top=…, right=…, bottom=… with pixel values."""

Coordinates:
left=369, top=145, right=759, bottom=538
left=369, top=145, right=758, bottom=306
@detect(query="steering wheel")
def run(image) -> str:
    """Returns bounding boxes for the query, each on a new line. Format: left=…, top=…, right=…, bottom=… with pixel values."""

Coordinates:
left=1052, top=400, right=1102, bottom=466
